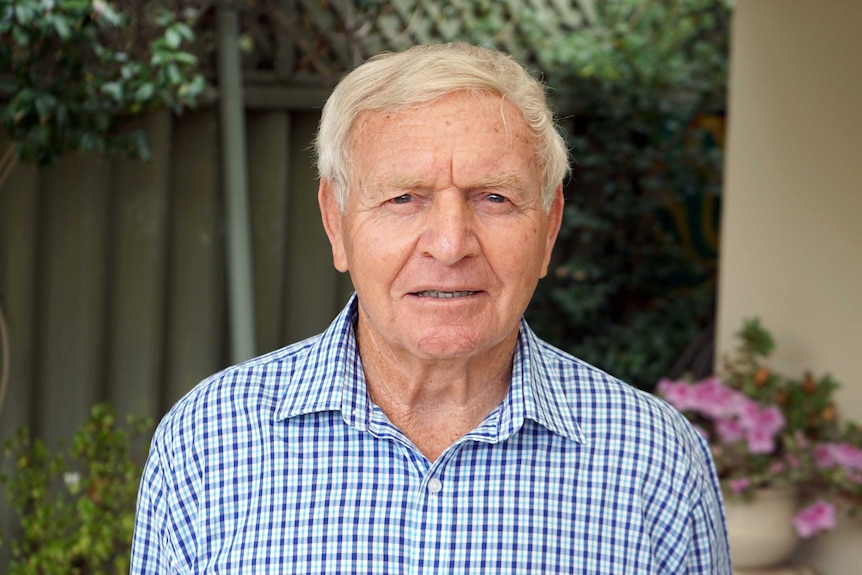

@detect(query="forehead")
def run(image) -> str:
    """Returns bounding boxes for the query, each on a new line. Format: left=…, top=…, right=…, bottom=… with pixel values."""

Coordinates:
left=348, top=92, right=540, bottom=183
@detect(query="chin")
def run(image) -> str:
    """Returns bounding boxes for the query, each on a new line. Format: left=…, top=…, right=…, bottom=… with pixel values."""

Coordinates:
left=412, top=325, right=513, bottom=360
left=414, top=331, right=482, bottom=358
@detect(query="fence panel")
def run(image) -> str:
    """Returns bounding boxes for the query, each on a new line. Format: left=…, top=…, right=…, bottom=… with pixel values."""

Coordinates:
left=163, top=108, right=226, bottom=406
left=35, top=154, right=111, bottom=447
left=107, top=110, right=174, bottom=421
left=248, top=110, right=291, bottom=355
left=0, top=105, right=335, bottom=432
left=0, top=101, right=345, bottom=568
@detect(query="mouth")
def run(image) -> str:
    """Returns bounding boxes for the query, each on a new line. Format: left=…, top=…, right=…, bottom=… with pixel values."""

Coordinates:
left=412, top=290, right=479, bottom=299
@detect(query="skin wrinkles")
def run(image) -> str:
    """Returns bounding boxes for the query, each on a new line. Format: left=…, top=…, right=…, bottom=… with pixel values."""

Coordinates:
left=319, top=90, right=564, bottom=461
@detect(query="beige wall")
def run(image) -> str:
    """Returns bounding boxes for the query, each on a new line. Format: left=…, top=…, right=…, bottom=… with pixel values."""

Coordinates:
left=717, top=1, right=862, bottom=573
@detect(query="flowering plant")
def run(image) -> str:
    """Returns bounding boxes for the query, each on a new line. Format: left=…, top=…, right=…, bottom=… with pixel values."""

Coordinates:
left=657, top=319, right=862, bottom=538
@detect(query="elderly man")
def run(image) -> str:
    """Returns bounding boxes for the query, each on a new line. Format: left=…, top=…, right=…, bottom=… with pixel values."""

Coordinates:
left=131, top=43, right=730, bottom=574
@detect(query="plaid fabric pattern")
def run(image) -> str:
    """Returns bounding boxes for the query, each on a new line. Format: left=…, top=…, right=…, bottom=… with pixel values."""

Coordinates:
left=131, top=295, right=731, bottom=574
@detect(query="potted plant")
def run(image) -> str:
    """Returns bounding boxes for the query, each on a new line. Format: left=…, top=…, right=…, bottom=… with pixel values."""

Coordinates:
left=656, top=319, right=862, bottom=566
left=0, top=404, right=152, bottom=574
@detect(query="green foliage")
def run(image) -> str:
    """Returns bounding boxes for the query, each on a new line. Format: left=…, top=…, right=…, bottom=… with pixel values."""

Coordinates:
left=0, top=0, right=206, bottom=164
left=720, top=321, right=839, bottom=444
left=736, top=317, right=776, bottom=360
left=0, top=404, right=152, bottom=575
left=523, top=0, right=732, bottom=388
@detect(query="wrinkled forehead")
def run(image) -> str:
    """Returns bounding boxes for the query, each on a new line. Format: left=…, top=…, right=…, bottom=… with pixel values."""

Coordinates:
left=344, top=92, right=545, bottom=201
left=347, top=91, right=540, bottom=161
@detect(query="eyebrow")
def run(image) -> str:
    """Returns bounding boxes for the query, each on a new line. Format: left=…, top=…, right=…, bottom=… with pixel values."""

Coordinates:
left=373, top=171, right=527, bottom=192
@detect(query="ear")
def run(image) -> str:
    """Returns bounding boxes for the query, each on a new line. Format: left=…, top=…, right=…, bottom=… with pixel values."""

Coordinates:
left=539, top=184, right=565, bottom=279
left=318, top=179, right=349, bottom=272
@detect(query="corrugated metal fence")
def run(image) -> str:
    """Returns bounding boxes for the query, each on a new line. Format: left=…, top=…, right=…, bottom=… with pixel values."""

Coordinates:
left=0, top=104, right=353, bottom=447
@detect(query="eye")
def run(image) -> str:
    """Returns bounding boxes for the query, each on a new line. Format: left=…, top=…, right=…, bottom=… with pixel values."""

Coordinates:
left=391, top=194, right=413, bottom=204
left=485, top=193, right=507, bottom=203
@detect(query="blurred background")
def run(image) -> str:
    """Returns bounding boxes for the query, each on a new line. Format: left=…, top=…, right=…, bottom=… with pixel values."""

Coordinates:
left=1, top=0, right=859, bottom=573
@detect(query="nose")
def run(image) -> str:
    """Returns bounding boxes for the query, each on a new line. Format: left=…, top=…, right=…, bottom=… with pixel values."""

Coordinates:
left=418, top=191, right=480, bottom=265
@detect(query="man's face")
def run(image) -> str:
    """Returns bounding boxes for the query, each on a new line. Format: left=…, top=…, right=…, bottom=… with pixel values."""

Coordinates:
left=320, top=91, right=563, bottom=362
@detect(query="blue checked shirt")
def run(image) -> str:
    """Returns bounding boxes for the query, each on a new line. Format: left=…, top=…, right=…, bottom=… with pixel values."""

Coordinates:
left=131, top=295, right=731, bottom=574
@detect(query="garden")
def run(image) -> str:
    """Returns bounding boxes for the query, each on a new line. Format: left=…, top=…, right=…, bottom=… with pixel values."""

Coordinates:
left=2, top=1, right=860, bottom=573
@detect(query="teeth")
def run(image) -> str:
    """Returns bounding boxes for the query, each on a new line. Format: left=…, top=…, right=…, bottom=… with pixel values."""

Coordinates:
left=415, top=290, right=476, bottom=298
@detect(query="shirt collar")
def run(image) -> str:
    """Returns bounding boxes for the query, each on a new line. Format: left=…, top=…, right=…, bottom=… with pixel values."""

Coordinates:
left=275, top=294, right=585, bottom=444
left=274, top=295, right=362, bottom=423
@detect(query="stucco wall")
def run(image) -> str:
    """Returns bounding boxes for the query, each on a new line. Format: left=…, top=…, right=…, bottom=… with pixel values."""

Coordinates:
left=717, top=1, right=862, bottom=573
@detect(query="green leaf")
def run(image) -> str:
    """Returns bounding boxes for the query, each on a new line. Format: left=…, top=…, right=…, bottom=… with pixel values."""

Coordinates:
left=173, top=21, right=194, bottom=43
left=50, top=14, right=71, bottom=39
left=172, top=51, right=198, bottom=66
left=34, top=93, right=56, bottom=121
left=166, top=62, right=182, bottom=85
left=120, top=62, right=140, bottom=80
left=164, top=27, right=181, bottom=49
left=98, top=2, right=123, bottom=27
left=178, top=74, right=206, bottom=101
left=13, top=3, right=36, bottom=25
left=11, top=22, right=30, bottom=46
left=154, top=9, right=174, bottom=28
left=150, top=50, right=167, bottom=67
left=134, top=82, right=154, bottom=102
left=100, top=81, right=122, bottom=101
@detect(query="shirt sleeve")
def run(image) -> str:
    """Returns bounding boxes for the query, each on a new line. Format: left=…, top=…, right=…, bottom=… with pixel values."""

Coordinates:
left=131, top=438, right=170, bottom=574
left=645, top=406, right=732, bottom=574
left=683, top=484, right=732, bottom=573
left=682, top=430, right=732, bottom=574
left=130, top=424, right=198, bottom=575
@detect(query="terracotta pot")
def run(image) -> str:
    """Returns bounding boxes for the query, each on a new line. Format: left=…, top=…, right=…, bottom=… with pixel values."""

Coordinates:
left=724, top=487, right=799, bottom=570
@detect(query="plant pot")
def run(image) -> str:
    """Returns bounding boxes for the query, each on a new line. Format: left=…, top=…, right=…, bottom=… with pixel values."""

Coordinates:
left=724, top=487, right=799, bottom=571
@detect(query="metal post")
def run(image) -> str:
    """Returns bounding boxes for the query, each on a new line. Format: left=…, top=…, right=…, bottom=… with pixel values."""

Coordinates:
left=217, top=0, right=256, bottom=362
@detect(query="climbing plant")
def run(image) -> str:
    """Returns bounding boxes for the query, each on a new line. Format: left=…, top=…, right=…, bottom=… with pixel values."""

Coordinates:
left=0, top=0, right=206, bottom=178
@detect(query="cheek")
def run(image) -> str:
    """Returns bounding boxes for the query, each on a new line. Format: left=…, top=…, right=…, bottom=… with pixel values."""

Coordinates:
left=488, top=235, right=546, bottom=285
left=345, top=225, right=413, bottom=283
left=499, top=221, right=547, bottom=263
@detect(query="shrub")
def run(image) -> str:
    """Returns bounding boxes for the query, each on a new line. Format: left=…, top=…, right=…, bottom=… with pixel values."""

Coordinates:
left=523, top=0, right=732, bottom=389
left=0, top=404, right=152, bottom=574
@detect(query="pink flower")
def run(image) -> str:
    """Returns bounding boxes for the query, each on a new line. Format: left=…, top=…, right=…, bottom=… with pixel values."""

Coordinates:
left=793, top=500, right=837, bottom=538
left=786, top=452, right=800, bottom=469
left=769, top=461, right=787, bottom=475
left=830, top=443, right=862, bottom=471
left=715, top=417, right=745, bottom=443
left=729, top=477, right=750, bottom=494
left=746, top=427, right=778, bottom=454
left=738, top=403, right=785, bottom=455
left=658, top=376, right=748, bottom=420
left=739, top=403, right=784, bottom=435
left=657, top=379, right=698, bottom=412
left=691, top=376, right=740, bottom=418
left=814, top=444, right=836, bottom=469
left=815, top=442, right=862, bottom=472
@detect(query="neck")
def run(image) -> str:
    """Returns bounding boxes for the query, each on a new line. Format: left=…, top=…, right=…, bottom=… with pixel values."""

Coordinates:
left=356, top=324, right=515, bottom=462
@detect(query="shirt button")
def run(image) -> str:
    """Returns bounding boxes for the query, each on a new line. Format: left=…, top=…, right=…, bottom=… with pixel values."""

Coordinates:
left=427, top=478, right=443, bottom=494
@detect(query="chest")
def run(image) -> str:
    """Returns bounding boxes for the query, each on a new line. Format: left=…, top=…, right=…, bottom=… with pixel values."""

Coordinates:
left=191, top=417, right=658, bottom=574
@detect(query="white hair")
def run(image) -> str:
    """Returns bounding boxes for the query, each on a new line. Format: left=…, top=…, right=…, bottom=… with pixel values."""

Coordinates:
left=315, top=42, right=570, bottom=212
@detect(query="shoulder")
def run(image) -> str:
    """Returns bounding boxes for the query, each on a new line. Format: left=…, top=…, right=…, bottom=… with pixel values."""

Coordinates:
left=528, top=332, right=728, bottom=562
left=151, top=334, right=322, bottom=459
left=532, top=335, right=695, bottom=434
left=527, top=332, right=712, bottom=479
